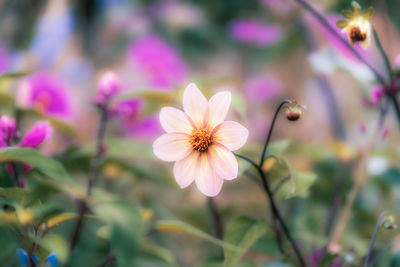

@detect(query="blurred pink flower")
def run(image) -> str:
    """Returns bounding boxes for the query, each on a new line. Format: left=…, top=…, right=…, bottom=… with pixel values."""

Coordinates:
left=0, top=116, right=17, bottom=144
left=244, top=75, right=281, bottom=101
left=17, top=72, right=72, bottom=119
left=96, top=71, right=121, bottom=104
left=19, top=121, right=53, bottom=148
left=128, top=35, right=188, bottom=90
left=0, top=46, right=10, bottom=73
left=395, top=54, right=400, bottom=67
left=153, top=83, right=248, bottom=197
left=114, top=99, right=161, bottom=140
left=229, top=19, right=281, bottom=47
left=369, top=85, right=384, bottom=105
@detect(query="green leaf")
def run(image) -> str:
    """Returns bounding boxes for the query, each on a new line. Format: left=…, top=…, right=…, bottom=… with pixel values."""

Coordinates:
left=276, top=171, right=317, bottom=199
left=0, top=187, right=25, bottom=204
left=115, top=90, right=173, bottom=103
left=39, top=234, right=69, bottom=263
left=94, top=138, right=154, bottom=159
left=92, top=190, right=143, bottom=267
left=0, top=148, right=73, bottom=183
left=262, top=262, right=293, bottom=267
left=223, top=216, right=267, bottom=266
left=336, top=20, right=349, bottom=29
left=0, top=71, right=31, bottom=80
left=156, top=220, right=242, bottom=252
left=141, top=241, right=178, bottom=266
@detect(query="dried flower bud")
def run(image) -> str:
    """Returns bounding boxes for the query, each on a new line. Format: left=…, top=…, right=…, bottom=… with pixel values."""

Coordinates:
left=284, top=101, right=306, bottom=121
left=336, top=1, right=373, bottom=49
left=0, top=116, right=17, bottom=144
left=381, top=215, right=398, bottom=230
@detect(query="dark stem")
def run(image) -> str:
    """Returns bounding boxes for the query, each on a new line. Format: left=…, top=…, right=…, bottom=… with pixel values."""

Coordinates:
left=297, top=17, right=346, bottom=140
left=10, top=163, right=21, bottom=187
left=292, top=0, right=387, bottom=86
left=259, top=100, right=290, bottom=167
left=235, top=153, right=306, bottom=267
left=207, top=197, right=224, bottom=239
left=364, top=211, right=387, bottom=267
left=68, top=103, right=109, bottom=252
left=372, top=28, right=392, bottom=81
left=98, top=253, right=116, bottom=267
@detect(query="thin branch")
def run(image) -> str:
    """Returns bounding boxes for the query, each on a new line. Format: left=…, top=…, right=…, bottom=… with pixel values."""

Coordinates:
left=98, top=253, right=116, bottom=267
left=69, top=103, right=109, bottom=252
left=373, top=28, right=392, bottom=81
left=364, top=211, right=387, bottom=267
left=207, top=197, right=224, bottom=240
left=259, top=100, right=291, bottom=168
left=235, top=153, right=306, bottom=267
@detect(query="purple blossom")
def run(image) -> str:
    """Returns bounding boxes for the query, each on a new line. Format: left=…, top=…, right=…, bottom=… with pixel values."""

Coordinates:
left=113, top=99, right=161, bottom=140
left=19, top=121, right=53, bottom=148
left=229, top=19, right=282, bottom=47
left=95, top=72, right=121, bottom=104
left=128, top=35, right=188, bottom=90
left=17, top=72, right=73, bottom=119
left=244, top=75, right=281, bottom=101
left=0, top=46, right=10, bottom=74
left=0, top=116, right=17, bottom=144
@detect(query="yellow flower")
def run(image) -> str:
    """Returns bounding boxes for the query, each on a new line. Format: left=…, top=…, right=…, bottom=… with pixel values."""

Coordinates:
left=336, top=1, right=373, bottom=50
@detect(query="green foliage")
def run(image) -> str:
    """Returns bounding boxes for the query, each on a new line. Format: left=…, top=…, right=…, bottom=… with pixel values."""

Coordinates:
left=0, top=148, right=73, bottom=183
left=223, top=216, right=267, bottom=266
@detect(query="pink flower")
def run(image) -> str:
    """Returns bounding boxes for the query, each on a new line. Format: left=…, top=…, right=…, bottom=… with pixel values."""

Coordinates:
left=128, top=35, right=188, bottom=90
left=229, top=19, right=281, bottom=47
left=244, top=75, right=281, bottom=101
left=96, top=71, right=121, bottom=104
left=17, top=72, right=72, bottom=119
left=19, top=121, right=52, bottom=148
left=370, top=85, right=384, bottom=105
left=0, top=116, right=17, bottom=144
left=153, top=83, right=248, bottom=197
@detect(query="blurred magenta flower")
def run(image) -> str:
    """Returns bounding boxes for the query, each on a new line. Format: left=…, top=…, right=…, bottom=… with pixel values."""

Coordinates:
left=244, top=75, right=281, bottom=101
left=0, top=46, right=10, bottom=74
left=369, top=85, right=384, bottom=105
left=19, top=121, right=53, bottom=148
left=153, top=83, right=248, bottom=197
left=17, top=72, right=72, bottom=119
left=128, top=35, right=188, bottom=90
left=0, top=116, right=17, bottom=144
left=95, top=71, right=121, bottom=105
left=229, top=19, right=281, bottom=47
left=114, top=99, right=162, bottom=140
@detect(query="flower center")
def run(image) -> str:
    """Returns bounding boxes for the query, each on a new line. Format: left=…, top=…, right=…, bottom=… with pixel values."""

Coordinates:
left=349, top=26, right=367, bottom=42
left=190, top=128, right=212, bottom=151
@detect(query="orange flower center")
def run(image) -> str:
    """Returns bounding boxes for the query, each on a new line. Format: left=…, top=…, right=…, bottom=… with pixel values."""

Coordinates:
left=349, top=26, right=367, bottom=43
left=190, top=128, right=212, bottom=151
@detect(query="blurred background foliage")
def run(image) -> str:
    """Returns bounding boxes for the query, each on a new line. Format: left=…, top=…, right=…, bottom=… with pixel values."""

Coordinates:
left=0, top=0, right=399, bottom=266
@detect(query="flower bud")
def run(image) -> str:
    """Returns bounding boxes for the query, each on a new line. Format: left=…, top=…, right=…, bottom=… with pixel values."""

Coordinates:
left=284, top=101, right=305, bottom=121
left=19, top=121, right=53, bottom=148
left=0, top=116, right=17, bottom=144
left=96, top=72, right=121, bottom=104
left=381, top=215, right=397, bottom=230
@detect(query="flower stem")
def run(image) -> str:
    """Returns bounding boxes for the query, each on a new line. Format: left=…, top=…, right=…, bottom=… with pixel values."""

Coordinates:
left=235, top=153, right=306, bottom=267
left=259, top=100, right=290, bottom=167
left=207, top=197, right=224, bottom=239
left=373, top=28, right=392, bottom=81
left=98, top=252, right=116, bottom=267
left=69, top=103, right=109, bottom=252
left=364, top=211, right=387, bottom=267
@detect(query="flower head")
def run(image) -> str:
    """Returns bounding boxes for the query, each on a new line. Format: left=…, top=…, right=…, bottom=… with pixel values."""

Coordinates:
left=229, top=19, right=281, bottom=47
left=284, top=101, right=306, bottom=121
left=128, top=35, right=188, bottom=90
left=96, top=71, right=121, bottom=104
left=336, top=1, right=373, bottom=50
left=153, top=83, right=248, bottom=197
left=17, top=72, right=72, bottom=119
left=19, top=121, right=53, bottom=148
left=0, top=116, right=17, bottom=144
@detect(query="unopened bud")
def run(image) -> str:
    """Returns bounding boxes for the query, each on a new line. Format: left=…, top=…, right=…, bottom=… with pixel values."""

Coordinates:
left=97, top=72, right=121, bottom=104
left=284, top=101, right=305, bottom=121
